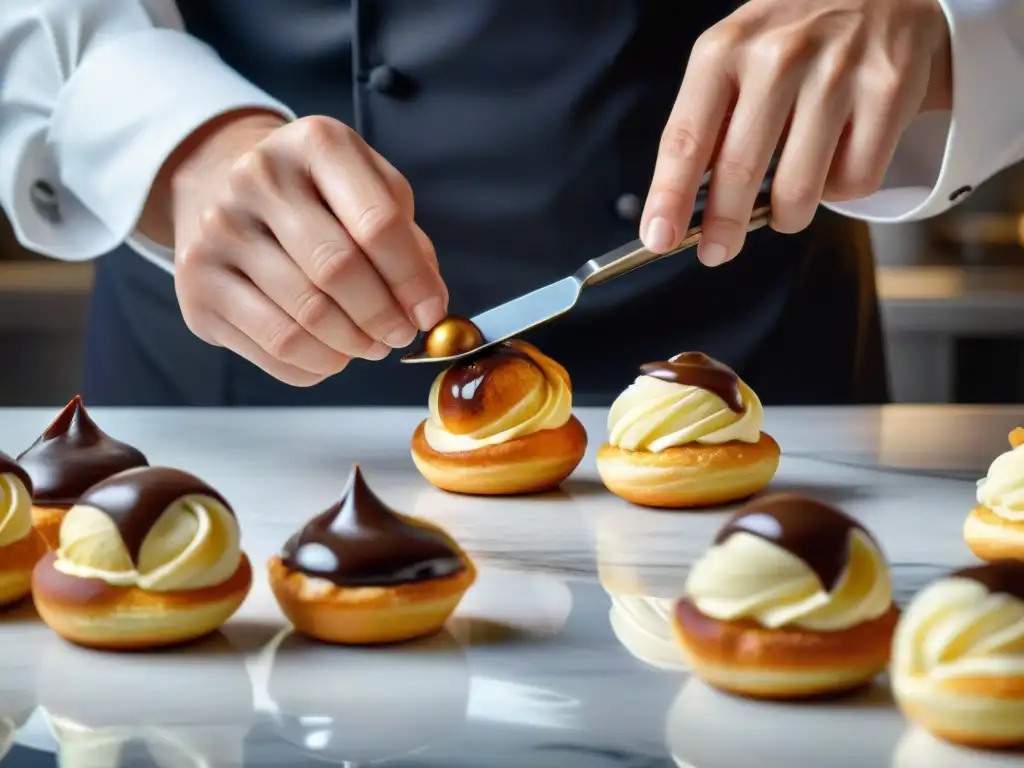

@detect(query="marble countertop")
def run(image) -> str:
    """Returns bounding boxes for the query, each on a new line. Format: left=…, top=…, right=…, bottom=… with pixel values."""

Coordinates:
left=1, top=405, right=1022, bottom=768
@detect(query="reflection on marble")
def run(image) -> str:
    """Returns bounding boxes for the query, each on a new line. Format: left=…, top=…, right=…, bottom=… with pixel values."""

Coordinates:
left=0, top=406, right=1021, bottom=766
left=37, top=632, right=253, bottom=767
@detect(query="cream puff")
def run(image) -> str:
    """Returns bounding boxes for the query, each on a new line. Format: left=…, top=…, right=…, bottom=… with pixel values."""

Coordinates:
left=17, top=395, right=148, bottom=549
left=411, top=340, right=587, bottom=495
left=269, top=465, right=476, bottom=645
left=672, top=494, right=898, bottom=699
left=597, top=351, right=779, bottom=508
left=965, top=428, right=1024, bottom=561
left=892, top=560, right=1024, bottom=749
left=0, top=451, right=46, bottom=608
left=32, top=466, right=252, bottom=650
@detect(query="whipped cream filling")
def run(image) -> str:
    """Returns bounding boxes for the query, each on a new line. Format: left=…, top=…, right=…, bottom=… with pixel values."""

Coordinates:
left=893, top=578, right=1024, bottom=682
left=54, top=495, right=241, bottom=592
left=977, top=443, right=1024, bottom=521
left=607, top=375, right=763, bottom=452
left=423, top=347, right=572, bottom=453
left=685, top=530, right=892, bottom=632
left=0, top=472, right=32, bottom=548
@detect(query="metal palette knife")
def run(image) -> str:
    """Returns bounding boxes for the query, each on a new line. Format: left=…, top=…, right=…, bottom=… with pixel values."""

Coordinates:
left=401, top=173, right=773, bottom=365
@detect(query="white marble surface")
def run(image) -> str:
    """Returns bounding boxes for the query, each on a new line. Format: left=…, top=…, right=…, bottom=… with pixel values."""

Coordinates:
left=1, top=405, right=1023, bottom=767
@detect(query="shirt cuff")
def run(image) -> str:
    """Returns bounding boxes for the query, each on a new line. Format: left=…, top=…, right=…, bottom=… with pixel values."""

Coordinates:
left=825, top=0, right=1024, bottom=224
left=48, top=27, right=295, bottom=266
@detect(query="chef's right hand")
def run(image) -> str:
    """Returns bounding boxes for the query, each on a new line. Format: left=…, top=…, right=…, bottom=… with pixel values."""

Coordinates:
left=168, top=112, right=447, bottom=386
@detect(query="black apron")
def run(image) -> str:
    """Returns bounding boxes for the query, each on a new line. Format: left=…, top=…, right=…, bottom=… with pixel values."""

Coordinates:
left=83, top=0, right=887, bottom=407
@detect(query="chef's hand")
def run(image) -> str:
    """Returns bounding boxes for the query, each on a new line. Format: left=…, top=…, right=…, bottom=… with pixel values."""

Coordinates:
left=165, top=112, right=447, bottom=386
left=642, top=0, right=952, bottom=266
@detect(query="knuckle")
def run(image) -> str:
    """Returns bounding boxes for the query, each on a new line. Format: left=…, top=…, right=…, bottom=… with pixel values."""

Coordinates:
left=229, top=149, right=278, bottom=196
left=264, top=320, right=305, bottom=361
left=751, top=33, right=809, bottom=75
left=175, top=241, right=213, bottom=275
left=703, top=214, right=746, bottom=236
left=863, top=63, right=904, bottom=102
left=353, top=203, right=402, bottom=247
left=308, top=241, right=360, bottom=288
left=361, top=306, right=407, bottom=339
left=197, top=205, right=235, bottom=240
left=299, top=115, right=353, bottom=151
left=659, top=124, right=705, bottom=163
left=714, top=158, right=759, bottom=187
left=828, top=168, right=883, bottom=200
left=692, top=25, right=740, bottom=64
left=771, top=179, right=820, bottom=210
left=292, top=287, right=334, bottom=330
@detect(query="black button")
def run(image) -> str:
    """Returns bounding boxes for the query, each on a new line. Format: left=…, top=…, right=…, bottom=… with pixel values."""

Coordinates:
left=949, top=185, right=973, bottom=202
left=368, top=65, right=397, bottom=94
left=30, top=180, right=60, bottom=224
left=615, top=193, right=641, bottom=221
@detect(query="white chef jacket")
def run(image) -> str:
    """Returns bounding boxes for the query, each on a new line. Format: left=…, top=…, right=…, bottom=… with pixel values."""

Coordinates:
left=1, top=0, right=1022, bottom=277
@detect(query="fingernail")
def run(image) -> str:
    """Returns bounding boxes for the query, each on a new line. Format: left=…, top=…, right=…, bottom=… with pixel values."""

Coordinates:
left=412, top=297, right=445, bottom=331
left=365, top=342, right=390, bottom=360
left=385, top=327, right=416, bottom=348
left=643, top=216, right=676, bottom=253
left=699, top=242, right=728, bottom=267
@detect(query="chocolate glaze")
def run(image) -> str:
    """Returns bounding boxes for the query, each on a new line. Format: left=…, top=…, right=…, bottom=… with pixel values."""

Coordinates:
left=281, top=465, right=465, bottom=587
left=78, top=466, right=232, bottom=565
left=438, top=342, right=534, bottom=418
left=639, top=351, right=744, bottom=413
left=714, top=494, right=873, bottom=591
left=951, top=560, right=1024, bottom=602
left=0, top=450, right=32, bottom=495
left=17, top=396, right=148, bottom=507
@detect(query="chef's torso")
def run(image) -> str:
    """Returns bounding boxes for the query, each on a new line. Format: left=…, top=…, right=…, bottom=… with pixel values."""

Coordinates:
left=86, top=0, right=885, bottom=406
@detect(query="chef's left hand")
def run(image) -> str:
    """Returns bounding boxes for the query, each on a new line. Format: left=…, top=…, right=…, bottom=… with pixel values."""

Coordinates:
left=642, top=0, right=952, bottom=266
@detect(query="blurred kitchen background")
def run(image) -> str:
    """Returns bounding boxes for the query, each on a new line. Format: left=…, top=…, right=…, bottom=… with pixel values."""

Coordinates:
left=0, top=161, right=1022, bottom=406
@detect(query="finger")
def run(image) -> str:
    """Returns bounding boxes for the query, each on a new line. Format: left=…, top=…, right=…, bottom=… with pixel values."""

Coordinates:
left=214, top=270, right=351, bottom=376
left=367, top=146, right=415, bottom=218
left=310, top=135, right=448, bottom=331
left=205, top=314, right=329, bottom=387
left=248, top=170, right=420, bottom=350
left=770, top=71, right=853, bottom=233
left=700, top=66, right=801, bottom=266
left=824, top=62, right=927, bottom=203
left=642, top=32, right=736, bottom=254
left=413, top=222, right=441, bottom=275
left=231, top=237, right=392, bottom=361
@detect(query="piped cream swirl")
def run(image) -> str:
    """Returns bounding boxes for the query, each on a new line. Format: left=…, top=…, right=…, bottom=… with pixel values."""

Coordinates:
left=54, top=494, right=241, bottom=592
left=685, top=530, right=892, bottom=631
left=423, top=343, right=572, bottom=453
left=977, top=442, right=1024, bottom=521
left=893, top=577, right=1024, bottom=681
left=0, top=472, right=32, bottom=548
left=607, top=375, right=762, bottom=452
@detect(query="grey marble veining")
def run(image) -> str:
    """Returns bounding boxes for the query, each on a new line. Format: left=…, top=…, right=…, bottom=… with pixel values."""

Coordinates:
left=1, top=405, right=1023, bottom=767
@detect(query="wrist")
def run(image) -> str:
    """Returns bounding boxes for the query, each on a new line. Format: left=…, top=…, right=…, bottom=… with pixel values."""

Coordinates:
left=921, top=2, right=953, bottom=112
left=138, top=109, right=288, bottom=247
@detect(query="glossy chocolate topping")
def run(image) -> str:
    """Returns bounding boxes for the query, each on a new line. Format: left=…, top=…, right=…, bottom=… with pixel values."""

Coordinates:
left=438, top=342, right=534, bottom=417
left=714, top=494, right=870, bottom=591
left=639, top=351, right=744, bottom=413
left=77, top=466, right=232, bottom=564
left=951, top=560, right=1024, bottom=602
left=0, top=450, right=32, bottom=495
left=17, top=396, right=148, bottom=507
left=281, top=465, right=465, bottom=587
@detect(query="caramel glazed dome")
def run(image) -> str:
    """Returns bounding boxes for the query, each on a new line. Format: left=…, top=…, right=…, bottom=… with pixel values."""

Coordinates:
left=32, top=466, right=252, bottom=650
left=411, top=340, right=587, bottom=495
left=17, top=396, right=148, bottom=549
left=598, top=351, right=780, bottom=508
left=674, top=494, right=898, bottom=699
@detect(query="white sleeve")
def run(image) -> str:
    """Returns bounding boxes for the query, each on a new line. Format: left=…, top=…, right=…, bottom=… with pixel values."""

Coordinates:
left=824, top=0, right=1024, bottom=223
left=0, top=0, right=295, bottom=273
